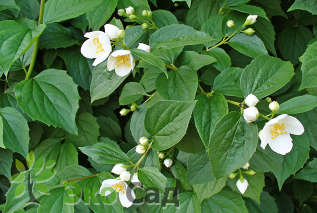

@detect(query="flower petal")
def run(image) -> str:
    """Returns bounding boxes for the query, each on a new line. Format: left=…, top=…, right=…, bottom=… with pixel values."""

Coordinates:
left=100, top=179, right=119, bottom=193
left=279, top=115, right=304, bottom=135
left=98, top=33, right=112, bottom=56
left=93, top=53, right=109, bottom=66
left=111, top=50, right=131, bottom=57
left=119, top=184, right=135, bottom=208
left=259, top=127, right=271, bottom=149
left=81, top=38, right=98, bottom=59
left=236, top=179, right=248, bottom=194
left=115, top=65, right=132, bottom=77
left=104, top=24, right=120, bottom=40
left=84, top=31, right=104, bottom=39
left=107, top=55, right=116, bottom=71
left=268, top=133, right=293, bottom=155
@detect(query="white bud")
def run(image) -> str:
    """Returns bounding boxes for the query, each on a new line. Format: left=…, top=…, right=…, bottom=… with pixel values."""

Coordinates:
left=125, top=6, right=134, bottom=15
left=138, top=136, right=149, bottom=145
left=120, top=171, right=131, bottom=181
left=242, top=162, right=250, bottom=170
left=245, top=94, right=259, bottom=107
left=243, top=107, right=259, bottom=123
left=111, top=163, right=127, bottom=175
left=131, top=173, right=141, bottom=186
left=136, top=145, right=146, bottom=154
left=226, top=20, right=235, bottom=28
left=242, top=28, right=255, bottom=35
left=137, top=43, right=151, bottom=53
left=120, top=108, right=130, bottom=116
left=158, top=152, right=165, bottom=159
left=163, top=158, right=173, bottom=168
left=104, top=24, right=121, bottom=40
left=244, top=15, right=258, bottom=26
left=236, top=178, right=249, bottom=194
left=269, top=101, right=280, bottom=112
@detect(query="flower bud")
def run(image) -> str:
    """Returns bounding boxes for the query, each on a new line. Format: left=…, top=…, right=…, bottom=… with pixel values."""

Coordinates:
left=269, top=101, right=280, bottom=112
left=226, top=20, right=235, bottom=28
left=141, top=23, right=148, bottom=30
left=142, top=10, right=148, bottom=17
left=120, top=171, right=131, bottom=181
left=136, top=145, right=146, bottom=154
left=245, top=94, right=259, bottom=107
left=244, top=15, right=258, bottom=26
left=139, top=136, right=149, bottom=145
left=243, top=28, right=255, bottom=35
left=129, top=15, right=137, bottom=20
left=265, top=97, right=272, bottom=103
left=118, top=9, right=125, bottom=16
left=243, top=107, right=259, bottom=123
left=229, top=172, right=237, bottom=179
left=125, top=6, right=134, bottom=15
left=147, top=10, right=152, bottom=17
left=137, top=43, right=151, bottom=52
left=130, top=103, right=138, bottom=111
left=111, top=163, right=127, bottom=175
left=242, top=162, right=250, bottom=170
left=236, top=178, right=249, bottom=194
left=104, top=24, right=121, bottom=40
left=245, top=170, right=256, bottom=176
left=120, top=108, right=130, bottom=116
left=118, top=30, right=125, bottom=39
left=163, top=158, right=173, bottom=168
left=158, top=152, right=165, bottom=159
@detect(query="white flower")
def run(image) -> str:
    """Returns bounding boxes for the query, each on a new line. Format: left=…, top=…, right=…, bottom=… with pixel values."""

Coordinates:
left=242, top=162, right=250, bottom=170
left=259, top=114, right=304, bottom=155
left=120, top=171, right=131, bottom=181
left=244, top=15, right=258, bottom=25
left=100, top=179, right=135, bottom=208
left=107, top=50, right=135, bottom=77
left=137, top=43, right=151, bottom=52
left=138, top=136, right=149, bottom=145
left=125, top=6, right=134, bottom=15
left=163, top=158, right=173, bottom=168
left=236, top=178, right=248, bottom=194
left=131, top=173, right=141, bottom=186
left=245, top=94, right=259, bottom=107
left=104, top=24, right=121, bottom=40
left=111, top=164, right=127, bottom=175
left=243, top=107, right=259, bottom=123
left=81, top=31, right=112, bottom=66
left=136, top=145, right=146, bottom=154
left=269, top=101, right=280, bottom=112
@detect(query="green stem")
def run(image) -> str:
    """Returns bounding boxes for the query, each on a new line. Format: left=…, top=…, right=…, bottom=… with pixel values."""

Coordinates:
left=25, top=0, right=45, bottom=80
left=166, top=64, right=177, bottom=71
left=227, top=100, right=241, bottom=107
left=206, top=28, right=241, bottom=51
left=260, top=113, right=271, bottom=121
left=63, top=173, right=99, bottom=184
left=145, top=91, right=157, bottom=103
left=133, top=142, right=152, bottom=171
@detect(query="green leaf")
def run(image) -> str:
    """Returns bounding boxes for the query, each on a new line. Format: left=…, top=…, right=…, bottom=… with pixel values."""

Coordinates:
left=240, top=55, right=294, bottom=99
left=172, top=0, right=191, bottom=7
left=130, top=105, right=149, bottom=142
left=0, top=107, right=29, bottom=157
left=145, top=100, right=196, bottom=150
left=187, top=151, right=215, bottom=184
left=253, top=0, right=286, bottom=18
left=193, top=177, right=227, bottom=204
left=149, top=24, right=216, bottom=49
left=90, top=63, right=127, bottom=103
left=202, top=188, right=248, bottom=213
left=201, top=15, right=224, bottom=45
left=194, top=93, right=228, bottom=147
left=57, top=165, right=91, bottom=180
left=238, top=173, right=265, bottom=204
left=295, top=158, right=317, bottom=182
left=119, top=82, right=147, bottom=105
left=205, top=48, right=231, bottom=72
left=0, top=20, right=46, bottom=75
left=59, top=48, right=92, bottom=90
left=66, top=112, right=100, bottom=147
left=278, top=95, right=317, bottom=114
left=178, top=51, right=216, bottom=71
left=0, top=148, right=12, bottom=178
left=156, top=66, right=198, bottom=100
left=176, top=121, right=204, bottom=153
left=152, top=10, right=178, bottom=27
left=15, top=69, right=80, bottom=134
left=277, top=26, right=313, bottom=64
left=43, top=0, right=103, bottom=24
left=138, top=167, right=167, bottom=191
left=39, top=23, right=78, bottom=49
left=288, top=0, right=317, bottom=15
left=229, top=4, right=268, bottom=20
left=16, top=0, right=40, bottom=20
left=297, top=109, right=317, bottom=150
left=55, top=141, right=78, bottom=172
left=245, top=192, right=279, bottom=213
left=0, top=0, right=19, bottom=11
left=213, top=67, right=243, bottom=97
left=171, top=161, right=192, bottom=190
left=38, top=187, right=74, bottom=213
left=299, top=41, right=317, bottom=90
left=228, top=33, right=268, bottom=58
left=98, top=116, right=122, bottom=141
left=254, top=18, right=277, bottom=55
left=79, top=137, right=131, bottom=165
left=124, top=26, right=146, bottom=48
left=131, top=49, right=167, bottom=76
left=86, top=0, right=118, bottom=30
left=208, top=112, right=258, bottom=178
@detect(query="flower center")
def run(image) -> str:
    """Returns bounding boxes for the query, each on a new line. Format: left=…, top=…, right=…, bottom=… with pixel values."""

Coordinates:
left=112, top=182, right=125, bottom=194
left=270, top=123, right=287, bottom=139
left=115, top=55, right=131, bottom=67
left=92, top=37, right=104, bottom=53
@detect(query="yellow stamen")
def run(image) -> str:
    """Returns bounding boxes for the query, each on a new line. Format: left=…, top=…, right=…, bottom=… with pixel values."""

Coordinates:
left=92, top=37, right=104, bottom=53
left=115, top=55, right=131, bottom=67
left=270, top=123, right=287, bottom=139
left=112, top=182, right=125, bottom=194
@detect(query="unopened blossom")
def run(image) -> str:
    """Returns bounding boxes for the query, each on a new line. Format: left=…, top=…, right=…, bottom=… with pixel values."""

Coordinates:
left=126, top=6, right=134, bottom=15
left=236, top=178, right=248, bottom=194
left=226, top=20, right=235, bottom=28
left=100, top=179, right=135, bottom=208
left=138, top=136, right=149, bottom=145
left=81, top=31, right=112, bottom=66
left=136, top=145, right=146, bottom=154
left=163, top=158, right=173, bottom=168
left=242, top=162, right=250, bottom=170
left=243, top=107, right=259, bottom=123
left=137, top=43, right=151, bottom=52
left=120, top=108, right=130, bottom=116
left=104, top=24, right=121, bottom=40
left=269, top=101, right=280, bottom=112
left=245, top=94, right=259, bottom=107
left=244, top=15, right=258, bottom=25
left=112, top=164, right=127, bottom=175
left=259, top=114, right=304, bottom=155
left=107, top=50, right=135, bottom=77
